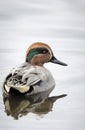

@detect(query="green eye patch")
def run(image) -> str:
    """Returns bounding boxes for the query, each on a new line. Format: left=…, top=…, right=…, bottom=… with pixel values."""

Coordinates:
left=26, top=47, right=48, bottom=62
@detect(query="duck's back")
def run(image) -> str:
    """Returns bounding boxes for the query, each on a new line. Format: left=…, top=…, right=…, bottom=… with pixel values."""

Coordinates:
left=3, top=62, right=55, bottom=96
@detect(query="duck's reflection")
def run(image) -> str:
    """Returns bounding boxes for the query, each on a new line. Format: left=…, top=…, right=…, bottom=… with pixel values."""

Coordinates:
left=3, top=90, right=67, bottom=120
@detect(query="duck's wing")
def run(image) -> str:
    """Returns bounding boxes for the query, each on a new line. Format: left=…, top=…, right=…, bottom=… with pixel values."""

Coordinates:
left=21, top=66, right=48, bottom=86
left=4, top=63, right=48, bottom=94
left=12, top=63, right=42, bottom=84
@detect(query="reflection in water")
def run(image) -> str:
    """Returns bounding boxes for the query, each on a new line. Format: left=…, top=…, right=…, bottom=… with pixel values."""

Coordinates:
left=3, top=90, right=67, bottom=120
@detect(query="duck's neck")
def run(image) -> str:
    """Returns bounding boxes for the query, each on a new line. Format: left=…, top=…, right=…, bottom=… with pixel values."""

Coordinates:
left=29, top=56, right=45, bottom=66
left=26, top=61, right=43, bottom=66
left=31, top=62, right=43, bottom=66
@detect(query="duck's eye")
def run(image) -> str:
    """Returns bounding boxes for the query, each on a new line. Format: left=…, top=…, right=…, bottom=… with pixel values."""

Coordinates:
left=42, top=49, right=48, bottom=54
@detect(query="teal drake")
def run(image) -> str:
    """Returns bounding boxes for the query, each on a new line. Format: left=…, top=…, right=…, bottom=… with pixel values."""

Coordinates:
left=3, top=42, right=67, bottom=96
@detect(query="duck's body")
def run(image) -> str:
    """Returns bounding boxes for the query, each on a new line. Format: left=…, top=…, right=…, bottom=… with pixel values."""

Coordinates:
left=3, top=42, right=67, bottom=96
left=4, top=62, right=55, bottom=96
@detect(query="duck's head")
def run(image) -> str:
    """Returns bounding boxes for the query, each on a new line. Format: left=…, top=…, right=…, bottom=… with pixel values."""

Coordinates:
left=26, top=42, right=67, bottom=66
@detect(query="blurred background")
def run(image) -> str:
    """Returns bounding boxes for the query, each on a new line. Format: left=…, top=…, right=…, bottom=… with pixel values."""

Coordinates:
left=0, top=0, right=85, bottom=49
left=0, top=0, right=85, bottom=130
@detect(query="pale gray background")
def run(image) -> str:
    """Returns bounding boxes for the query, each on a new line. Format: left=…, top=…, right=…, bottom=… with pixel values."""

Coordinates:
left=0, top=0, right=85, bottom=130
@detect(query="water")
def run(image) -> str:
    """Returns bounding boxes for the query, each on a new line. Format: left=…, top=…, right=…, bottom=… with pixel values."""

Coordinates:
left=0, top=0, right=85, bottom=130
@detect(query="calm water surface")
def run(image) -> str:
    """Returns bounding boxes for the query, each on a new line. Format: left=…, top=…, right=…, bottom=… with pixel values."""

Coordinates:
left=0, top=0, right=85, bottom=130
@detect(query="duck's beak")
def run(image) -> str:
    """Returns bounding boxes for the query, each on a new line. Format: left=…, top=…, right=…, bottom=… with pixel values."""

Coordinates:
left=50, top=56, right=68, bottom=66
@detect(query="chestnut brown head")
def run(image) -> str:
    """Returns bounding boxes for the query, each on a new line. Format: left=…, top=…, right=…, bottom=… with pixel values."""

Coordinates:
left=26, top=42, right=67, bottom=66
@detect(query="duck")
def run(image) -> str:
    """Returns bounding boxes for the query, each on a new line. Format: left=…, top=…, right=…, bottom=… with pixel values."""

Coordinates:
left=3, top=42, right=67, bottom=96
